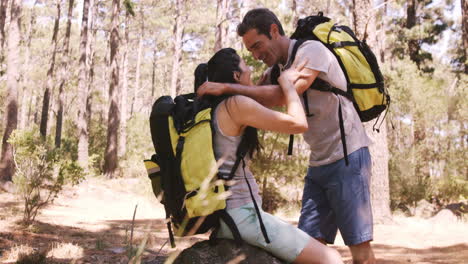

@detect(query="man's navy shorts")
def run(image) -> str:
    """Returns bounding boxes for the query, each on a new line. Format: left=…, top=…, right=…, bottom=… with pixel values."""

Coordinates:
left=298, top=147, right=373, bottom=246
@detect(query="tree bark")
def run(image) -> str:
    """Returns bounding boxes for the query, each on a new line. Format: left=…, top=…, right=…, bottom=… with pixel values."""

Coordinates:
left=55, top=0, right=75, bottom=148
left=77, top=0, right=91, bottom=169
left=86, top=0, right=96, bottom=131
left=0, top=0, right=7, bottom=51
left=40, top=0, right=61, bottom=139
left=132, top=6, right=144, bottom=116
left=103, top=0, right=121, bottom=179
left=353, top=0, right=392, bottom=224
left=20, top=1, right=38, bottom=130
left=119, top=11, right=129, bottom=158
left=151, top=41, right=157, bottom=98
left=170, top=0, right=185, bottom=97
left=214, top=0, right=230, bottom=52
left=462, top=0, right=467, bottom=74
left=0, top=0, right=21, bottom=183
left=291, top=0, right=299, bottom=27
left=406, top=0, right=420, bottom=66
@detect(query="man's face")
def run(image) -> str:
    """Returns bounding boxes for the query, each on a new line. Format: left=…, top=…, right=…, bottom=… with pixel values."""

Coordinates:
left=242, top=27, right=281, bottom=67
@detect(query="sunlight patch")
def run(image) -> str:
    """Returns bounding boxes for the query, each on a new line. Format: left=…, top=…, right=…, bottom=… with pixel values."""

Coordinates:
left=47, top=242, right=84, bottom=259
left=2, top=244, right=34, bottom=262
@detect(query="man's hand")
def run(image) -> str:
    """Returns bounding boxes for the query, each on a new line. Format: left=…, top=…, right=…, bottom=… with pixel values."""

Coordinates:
left=196, top=81, right=227, bottom=97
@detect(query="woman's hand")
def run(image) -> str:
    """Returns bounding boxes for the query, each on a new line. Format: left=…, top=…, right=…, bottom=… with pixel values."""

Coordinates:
left=278, top=60, right=311, bottom=86
left=196, top=81, right=227, bottom=97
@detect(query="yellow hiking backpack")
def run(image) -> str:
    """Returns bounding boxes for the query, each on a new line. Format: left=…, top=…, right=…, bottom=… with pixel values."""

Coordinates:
left=272, top=12, right=390, bottom=164
left=144, top=93, right=269, bottom=247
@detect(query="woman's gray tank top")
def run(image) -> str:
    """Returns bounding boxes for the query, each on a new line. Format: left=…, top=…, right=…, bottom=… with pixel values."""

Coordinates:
left=212, top=103, right=262, bottom=209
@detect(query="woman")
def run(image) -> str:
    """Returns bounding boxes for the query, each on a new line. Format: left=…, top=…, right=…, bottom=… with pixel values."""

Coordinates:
left=195, top=48, right=343, bottom=264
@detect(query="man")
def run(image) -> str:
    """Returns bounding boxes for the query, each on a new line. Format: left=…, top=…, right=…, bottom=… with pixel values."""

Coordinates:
left=197, top=8, right=376, bottom=264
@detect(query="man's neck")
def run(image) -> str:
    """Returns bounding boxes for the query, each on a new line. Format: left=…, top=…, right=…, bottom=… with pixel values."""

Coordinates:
left=278, top=37, right=292, bottom=65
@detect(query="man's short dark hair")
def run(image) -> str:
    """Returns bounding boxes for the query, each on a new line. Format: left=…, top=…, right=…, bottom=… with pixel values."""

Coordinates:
left=237, top=8, right=285, bottom=39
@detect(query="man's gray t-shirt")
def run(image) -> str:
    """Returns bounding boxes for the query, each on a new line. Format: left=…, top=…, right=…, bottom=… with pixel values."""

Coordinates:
left=275, top=39, right=371, bottom=167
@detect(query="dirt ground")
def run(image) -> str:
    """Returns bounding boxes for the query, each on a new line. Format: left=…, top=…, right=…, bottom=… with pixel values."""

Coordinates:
left=1, top=178, right=467, bottom=264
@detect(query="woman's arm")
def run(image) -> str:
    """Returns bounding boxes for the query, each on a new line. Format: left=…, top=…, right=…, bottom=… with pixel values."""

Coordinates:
left=224, top=65, right=309, bottom=135
left=198, top=82, right=284, bottom=108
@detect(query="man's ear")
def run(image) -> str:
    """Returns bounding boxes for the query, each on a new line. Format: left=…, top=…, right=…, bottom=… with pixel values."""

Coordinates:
left=233, top=71, right=241, bottom=82
left=270, top=24, right=279, bottom=39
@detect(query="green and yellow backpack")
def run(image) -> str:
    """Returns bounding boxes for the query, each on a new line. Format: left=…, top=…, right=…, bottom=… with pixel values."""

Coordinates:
left=144, top=93, right=269, bottom=247
left=271, top=12, right=390, bottom=164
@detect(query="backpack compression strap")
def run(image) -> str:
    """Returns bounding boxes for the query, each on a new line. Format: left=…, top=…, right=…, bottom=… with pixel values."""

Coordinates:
left=228, top=136, right=271, bottom=244
left=287, top=39, right=351, bottom=165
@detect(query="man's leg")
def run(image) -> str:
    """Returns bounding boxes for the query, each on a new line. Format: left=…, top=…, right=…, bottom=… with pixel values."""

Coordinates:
left=349, top=241, right=375, bottom=264
left=298, top=167, right=338, bottom=244
left=323, top=147, right=375, bottom=264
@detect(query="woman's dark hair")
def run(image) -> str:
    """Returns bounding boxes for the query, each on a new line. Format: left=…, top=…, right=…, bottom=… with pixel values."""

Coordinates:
left=237, top=8, right=285, bottom=39
left=194, top=48, right=260, bottom=157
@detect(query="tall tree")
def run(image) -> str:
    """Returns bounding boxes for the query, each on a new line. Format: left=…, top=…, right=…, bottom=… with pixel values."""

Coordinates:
left=77, top=0, right=91, bottom=168
left=0, top=0, right=8, bottom=56
left=132, top=4, right=144, bottom=116
left=353, top=0, right=392, bottom=223
left=86, top=0, right=96, bottom=129
left=20, top=0, right=39, bottom=130
left=400, top=0, right=451, bottom=70
left=103, top=0, right=121, bottom=178
left=170, top=0, right=185, bottom=97
left=40, top=0, right=61, bottom=138
left=55, top=0, right=75, bottom=148
left=0, top=0, right=21, bottom=183
left=119, top=3, right=132, bottom=158
left=214, top=0, right=231, bottom=51
left=406, top=0, right=419, bottom=65
left=462, top=0, right=467, bottom=73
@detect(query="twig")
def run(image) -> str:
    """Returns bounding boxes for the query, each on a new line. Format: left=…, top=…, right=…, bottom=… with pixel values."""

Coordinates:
left=130, top=204, right=138, bottom=248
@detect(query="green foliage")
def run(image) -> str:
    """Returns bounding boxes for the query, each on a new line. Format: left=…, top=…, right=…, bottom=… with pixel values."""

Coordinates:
left=87, top=116, right=107, bottom=176
left=386, top=58, right=468, bottom=210
left=124, top=0, right=136, bottom=16
left=9, top=127, right=85, bottom=225
left=250, top=130, right=309, bottom=212
left=120, top=113, right=154, bottom=179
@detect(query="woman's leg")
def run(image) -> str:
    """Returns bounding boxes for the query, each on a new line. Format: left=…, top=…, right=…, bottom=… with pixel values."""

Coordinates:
left=293, top=238, right=343, bottom=264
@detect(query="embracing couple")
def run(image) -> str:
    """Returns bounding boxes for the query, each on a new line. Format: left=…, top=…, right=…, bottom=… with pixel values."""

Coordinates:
left=195, top=8, right=375, bottom=264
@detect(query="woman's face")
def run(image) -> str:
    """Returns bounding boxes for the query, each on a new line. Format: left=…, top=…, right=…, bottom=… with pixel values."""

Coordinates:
left=237, top=59, right=253, bottom=86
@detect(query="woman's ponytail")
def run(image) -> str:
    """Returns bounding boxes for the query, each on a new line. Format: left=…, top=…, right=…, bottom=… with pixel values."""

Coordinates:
left=194, top=63, right=208, bottom=92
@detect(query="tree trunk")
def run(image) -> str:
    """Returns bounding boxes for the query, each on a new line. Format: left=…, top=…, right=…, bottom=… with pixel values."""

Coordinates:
left=0, top=0, right=21, bottom=183
left=132, top=6, right=144, bottom=116
left=77, top=0, right=90, bottom=169
left=462, top=0, right=467, bottom=74
left=291, top=0, right=299, bottom=27
left=0, top=0, right=7, bottom=51
left=20, top=1, right=38, bottom=130
left=102, top=30, right=111, bottom=122
left=55, top=0, right=75, bottom=148
left=103, top=0, right=121, bottom=179
left=151, top=43, right=157, bottom=98
left=170, top=0, right=185, bottom=97
left=119, top=11, right=129, bottom=158
left=40, top=0, right=61, bottom=139
left=86, top=0, right=96, bottom=130
left=352, top=0, right=392, bottom=224
left=406, top=0, right=420, bottom=66
left=214, top=0, right=230, bottom=52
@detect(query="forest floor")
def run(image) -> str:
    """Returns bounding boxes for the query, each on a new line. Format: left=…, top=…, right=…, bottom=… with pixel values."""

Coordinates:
left=0, top=178, right=467, bottom=264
